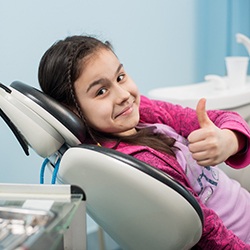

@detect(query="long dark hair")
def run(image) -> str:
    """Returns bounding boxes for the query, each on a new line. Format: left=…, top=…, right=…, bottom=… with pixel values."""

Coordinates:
left=38, top=35, right=176, bottom=156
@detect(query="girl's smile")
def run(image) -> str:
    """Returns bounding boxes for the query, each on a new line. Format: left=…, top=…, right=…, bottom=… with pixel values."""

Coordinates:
left=114, top=100, right=135, bottom=119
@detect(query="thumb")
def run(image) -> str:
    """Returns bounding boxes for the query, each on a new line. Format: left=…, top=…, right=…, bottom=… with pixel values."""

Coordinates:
left=196, top=98, right=212, bottom=128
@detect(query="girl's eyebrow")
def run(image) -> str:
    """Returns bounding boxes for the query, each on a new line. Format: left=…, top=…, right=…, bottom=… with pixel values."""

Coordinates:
left=86, top=63, right=123, bottom=93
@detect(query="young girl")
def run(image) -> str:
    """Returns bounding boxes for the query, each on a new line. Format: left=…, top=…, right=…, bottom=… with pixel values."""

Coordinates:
left=38, top=35, right=250, bottom=249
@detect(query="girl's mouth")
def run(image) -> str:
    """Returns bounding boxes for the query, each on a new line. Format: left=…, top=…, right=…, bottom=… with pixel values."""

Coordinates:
left=114, top=104, right=133, bottom=119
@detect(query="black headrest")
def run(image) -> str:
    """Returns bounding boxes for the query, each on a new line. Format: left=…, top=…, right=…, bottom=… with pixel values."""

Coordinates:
left=10, top=81, right=86, bottom=143
left=0, top=81, right=86, bottom=156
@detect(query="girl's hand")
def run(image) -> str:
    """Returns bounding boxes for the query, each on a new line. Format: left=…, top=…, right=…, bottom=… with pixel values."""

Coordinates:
left=187, top=98, right=239, bottom=166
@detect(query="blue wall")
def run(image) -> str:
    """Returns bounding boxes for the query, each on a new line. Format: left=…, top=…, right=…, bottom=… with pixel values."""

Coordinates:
left=0, top=0, right=249, bottom=184
left=195, top=0, right=250, bottom=80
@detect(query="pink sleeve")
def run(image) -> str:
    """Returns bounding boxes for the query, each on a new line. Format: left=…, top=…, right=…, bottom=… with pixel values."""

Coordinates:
left=196, top=202, right=250, bottom=249
left=140, top=95, right=250, bottom=168
left=132, top=150, right=250, bottom=249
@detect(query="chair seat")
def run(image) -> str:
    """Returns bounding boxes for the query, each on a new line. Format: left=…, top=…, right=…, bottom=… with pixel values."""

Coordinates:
left=57, top=145, right=203, bottom=250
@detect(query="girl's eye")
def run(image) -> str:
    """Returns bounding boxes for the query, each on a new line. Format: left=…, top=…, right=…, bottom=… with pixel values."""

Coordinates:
left=96, top=88, right=107, bottom=96
left=117, top=74, right=125, bottom=82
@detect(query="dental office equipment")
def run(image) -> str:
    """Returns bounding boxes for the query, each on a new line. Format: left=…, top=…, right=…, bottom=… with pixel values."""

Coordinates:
left=0, top=81, right=203, bottom=250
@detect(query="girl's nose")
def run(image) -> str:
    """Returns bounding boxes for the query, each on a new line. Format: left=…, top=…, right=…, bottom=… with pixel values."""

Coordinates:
left=114, top=84, right=130, bottom=104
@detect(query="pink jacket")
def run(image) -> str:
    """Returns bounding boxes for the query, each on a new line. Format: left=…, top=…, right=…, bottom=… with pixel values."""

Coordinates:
left=104, top=96, right=250, bottom=249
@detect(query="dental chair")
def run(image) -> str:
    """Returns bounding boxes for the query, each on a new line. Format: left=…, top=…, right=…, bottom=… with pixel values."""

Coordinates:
left=0, top=81, right=203, bottom=250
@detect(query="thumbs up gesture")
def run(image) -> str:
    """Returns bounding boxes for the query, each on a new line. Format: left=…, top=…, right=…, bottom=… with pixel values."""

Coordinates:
left=187, top=98, right=239, bottom=166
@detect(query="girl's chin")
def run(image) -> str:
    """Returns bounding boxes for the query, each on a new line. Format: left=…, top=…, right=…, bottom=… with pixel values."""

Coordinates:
left=114, top=126, right=138, bottom=136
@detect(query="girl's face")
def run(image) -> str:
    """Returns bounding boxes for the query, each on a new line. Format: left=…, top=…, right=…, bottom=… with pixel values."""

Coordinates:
left=74, top=48, right=140, bottom=136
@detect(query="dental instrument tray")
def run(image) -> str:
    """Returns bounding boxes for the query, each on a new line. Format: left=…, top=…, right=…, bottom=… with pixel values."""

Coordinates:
left=0, top=184, right=86, bottom=250
left=0, top=206, right=55, bottom=250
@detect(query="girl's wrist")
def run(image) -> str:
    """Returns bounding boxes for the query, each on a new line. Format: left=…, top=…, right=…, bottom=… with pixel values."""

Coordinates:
left=226, top=130, right=246, bottom=155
